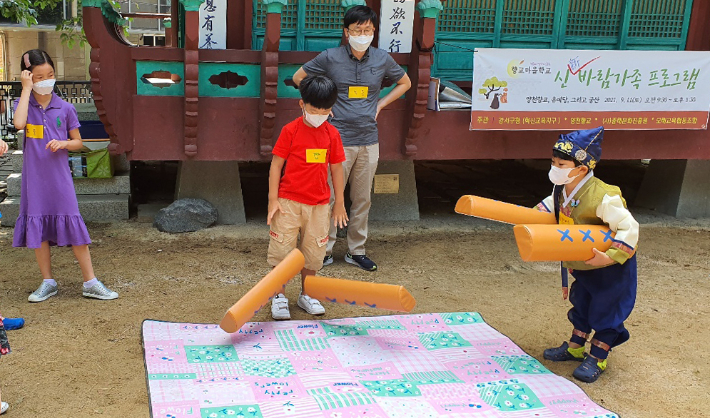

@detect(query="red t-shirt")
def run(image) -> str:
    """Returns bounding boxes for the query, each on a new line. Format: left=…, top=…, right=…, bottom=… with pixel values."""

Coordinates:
left=273, top=117, right=346, bottom=205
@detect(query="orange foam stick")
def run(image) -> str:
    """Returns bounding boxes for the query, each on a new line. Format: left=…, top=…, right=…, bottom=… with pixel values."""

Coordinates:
left=220, top=248, right=305, bottom=333
left=514, top=224, right=615, bottom=262
left=455, top=195, right=556, bottom=225
left=303, top=276, right=416, bottom=312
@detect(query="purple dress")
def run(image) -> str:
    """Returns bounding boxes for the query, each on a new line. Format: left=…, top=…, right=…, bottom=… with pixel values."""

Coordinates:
left=12, top=93, right=91, bottom=248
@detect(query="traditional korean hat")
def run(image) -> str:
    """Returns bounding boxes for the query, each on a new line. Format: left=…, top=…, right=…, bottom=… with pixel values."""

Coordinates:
left=553, top=126, right=604, bottom=170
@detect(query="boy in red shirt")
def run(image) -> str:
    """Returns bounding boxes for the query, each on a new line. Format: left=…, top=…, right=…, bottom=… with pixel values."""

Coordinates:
left=267, top=75, right=348, bottom=319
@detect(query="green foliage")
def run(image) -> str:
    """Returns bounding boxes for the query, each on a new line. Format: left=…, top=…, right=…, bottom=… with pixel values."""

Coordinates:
left=0, top=0, right=130, bottom=49
left=0, top=0, right=60, bottom=26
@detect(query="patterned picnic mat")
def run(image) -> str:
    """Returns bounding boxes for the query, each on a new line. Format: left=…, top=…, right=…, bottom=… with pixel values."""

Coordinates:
left=142, top=313, right=618, bottom=418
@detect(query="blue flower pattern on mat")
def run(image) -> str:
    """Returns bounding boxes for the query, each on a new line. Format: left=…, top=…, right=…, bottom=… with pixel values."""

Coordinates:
left=321, top=323, right=368, bottom=337
left=185, top=345, right=239, bottom=363
left=441, top=312, right=484, bottom=325
left=201, top=405, right=262, bottom=418
left=492, top=355, right=550, bottom=375
left=418, top=332, right=472, bottom=350
left=241, top=358, right=295, bottom=378
left=360, top=379, right=421, bottom=397
left=477, top=379, right=544, bottom=412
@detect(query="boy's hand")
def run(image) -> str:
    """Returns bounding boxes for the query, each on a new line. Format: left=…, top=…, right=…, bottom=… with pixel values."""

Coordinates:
left=0, top=140, right=8, bottom=156
left=46, top=140, right=67, bottom=152
left=21, top=70, right=33, bottom=91
left=585, top=248, right=615, bottom=267
left=332, top=203, right=348, bottom=229
left=267, top=199, right=283, bottom=226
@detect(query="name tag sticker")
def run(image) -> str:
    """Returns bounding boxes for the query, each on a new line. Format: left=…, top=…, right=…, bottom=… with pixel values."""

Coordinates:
left=349, top=86, right=368, bottom=99
left=559, top=213, right=574, bottom=225
left=306, top=149, right=327, bottom=163
left=25, top=124, right=44, bottom=139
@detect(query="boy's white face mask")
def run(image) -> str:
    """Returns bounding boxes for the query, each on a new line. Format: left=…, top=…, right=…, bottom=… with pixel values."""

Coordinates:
left=303, top=107, right=329, bottom=128
left=348, top=35, right=374, bottom=52
left=548, top=165, right=579, bottom=185
left=32, top=79, right=55, bottom=95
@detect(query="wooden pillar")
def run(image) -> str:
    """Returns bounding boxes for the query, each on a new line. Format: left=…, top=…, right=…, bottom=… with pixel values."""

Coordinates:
left=259, top=0, right=287, bottom=157
left=179, top=0, right=205, bottom=157
left=163, top=18, right=173, bottom=47
left=171, top=0, right=179, bottom=46
left=403, top=0, right=442, bottom=157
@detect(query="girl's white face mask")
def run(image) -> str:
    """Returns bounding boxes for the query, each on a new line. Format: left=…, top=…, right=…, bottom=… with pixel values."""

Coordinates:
left=303, top=108, right=329, bottom=128
left=548, top=165, right=579, bottom=185
left=348, top=34, right=374, bottom=52
left=32, top=79, right=55, bottom=95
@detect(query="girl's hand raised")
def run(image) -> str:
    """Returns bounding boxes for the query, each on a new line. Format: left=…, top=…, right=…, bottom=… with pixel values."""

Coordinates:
left=21, top=70, right=33, bottom=91
left=46, top=139, right=67, bottom=152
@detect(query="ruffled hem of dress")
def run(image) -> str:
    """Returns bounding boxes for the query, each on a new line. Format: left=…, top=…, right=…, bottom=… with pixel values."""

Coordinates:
left=12, top=214, right=92, bottom=248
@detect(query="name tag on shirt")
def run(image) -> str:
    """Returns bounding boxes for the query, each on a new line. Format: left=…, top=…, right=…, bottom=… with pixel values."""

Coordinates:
left=25, top=124, right=44, bottom=139
left=349, top=86, right=368, bottom=99
left=559, top=212, right=574, bottom=225
left=306, top=149, right=327, bottom=163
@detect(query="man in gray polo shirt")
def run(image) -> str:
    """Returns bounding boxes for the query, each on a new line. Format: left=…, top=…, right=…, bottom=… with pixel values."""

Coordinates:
left=293, top=5, right=411, bottom=271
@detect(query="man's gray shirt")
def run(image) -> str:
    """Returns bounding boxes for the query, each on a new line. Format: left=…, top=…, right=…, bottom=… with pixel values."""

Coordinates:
left=302, top=45, right=406, bottom=147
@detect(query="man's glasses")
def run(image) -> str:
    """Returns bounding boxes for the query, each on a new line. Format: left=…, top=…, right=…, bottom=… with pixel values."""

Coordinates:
left=347, top=28, right=375, bottom=36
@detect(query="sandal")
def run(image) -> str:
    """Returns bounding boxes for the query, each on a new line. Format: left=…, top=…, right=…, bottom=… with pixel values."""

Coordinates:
left=573, top=355, right=605, bottom=383
left=543, top=341, right=585, bottom=362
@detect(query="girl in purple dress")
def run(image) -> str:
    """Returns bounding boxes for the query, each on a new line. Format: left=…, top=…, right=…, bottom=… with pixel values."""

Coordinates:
left=12, top=49, right=118, bottom=303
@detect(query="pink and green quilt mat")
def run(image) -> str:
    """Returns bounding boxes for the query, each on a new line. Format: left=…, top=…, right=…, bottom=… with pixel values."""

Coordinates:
left=142, top=313, right=619, bottom=418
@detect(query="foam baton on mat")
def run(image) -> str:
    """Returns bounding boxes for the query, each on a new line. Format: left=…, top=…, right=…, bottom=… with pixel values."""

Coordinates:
left=514, top=224, right=615, bottom=262
left=303, top=276, right=416, bottom=312
left=455, top=195, right=556, bottom=225
left=220, top=249, right=304, bottom=333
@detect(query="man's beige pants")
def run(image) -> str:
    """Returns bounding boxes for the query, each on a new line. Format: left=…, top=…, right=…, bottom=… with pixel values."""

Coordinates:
left=327, top=143, right=379, bottom=256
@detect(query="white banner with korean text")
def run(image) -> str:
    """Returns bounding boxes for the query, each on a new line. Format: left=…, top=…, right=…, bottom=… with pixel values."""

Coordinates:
left=470, top=48, right=710, bottom=130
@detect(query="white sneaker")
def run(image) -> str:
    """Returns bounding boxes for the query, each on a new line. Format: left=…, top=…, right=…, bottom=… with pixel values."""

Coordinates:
left=28, top=281, right=58, bottom=303
left=1, top=401, right=8, bottom=414
left=298, top=293, right=325, bottom=315
left=83, top=280, right=119, bottom=300
left=271, top=294, right=291, bottom=320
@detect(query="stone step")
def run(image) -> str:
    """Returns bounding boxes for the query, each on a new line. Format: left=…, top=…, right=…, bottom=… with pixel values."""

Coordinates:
left=10, top=150, right=130, bottom=173
left=0, top=194, right=130, bottom=227
left=6, top=172, right=131, bottom=197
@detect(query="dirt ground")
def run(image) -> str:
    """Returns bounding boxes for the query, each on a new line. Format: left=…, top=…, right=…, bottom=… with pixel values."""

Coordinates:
left=0, top=160, right=709, bottom=418
left=0, top=214, right=708, bottom=418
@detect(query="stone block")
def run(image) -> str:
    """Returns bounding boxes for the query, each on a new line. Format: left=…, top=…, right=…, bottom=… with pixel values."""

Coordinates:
left=7, top=173, right=130, bottom=197
left=10, top=150, right=130, bottom=175
left=369, top=160, right=420, bottom=221
left=636, top=159, right=710, bottom=218
left=175, top=161, right=246, bottom=225
left=0, top=194, right=129, bottom=227
left=11, top=151, right=23, bottom=172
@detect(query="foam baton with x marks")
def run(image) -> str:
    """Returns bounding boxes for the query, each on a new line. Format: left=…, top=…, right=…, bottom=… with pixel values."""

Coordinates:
left=514, top=224, right=615, bottom=262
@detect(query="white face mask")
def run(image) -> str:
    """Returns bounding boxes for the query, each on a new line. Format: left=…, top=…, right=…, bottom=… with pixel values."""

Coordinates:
left=349, top=34, right=374, bottom=52
left=32, top=79, right=55, bottom=95
left=548, top=165, right=579, bottom=185
left=303, top=108, right=329, bottom=128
